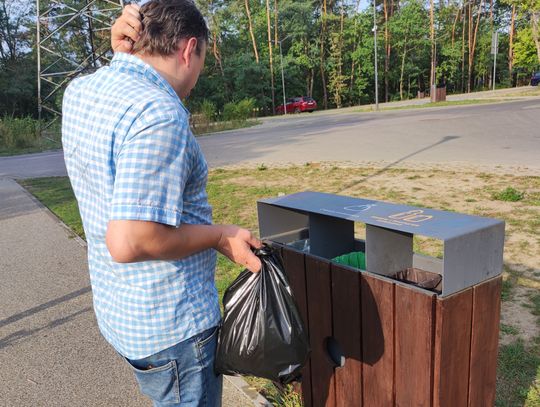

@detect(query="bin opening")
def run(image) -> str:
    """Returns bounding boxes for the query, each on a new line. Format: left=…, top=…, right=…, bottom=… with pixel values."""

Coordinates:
left=391, top=268, right=442, bottom=294
left=332, top=251, right=366, bottom=271
left=287, top=238, right=310, bottom=253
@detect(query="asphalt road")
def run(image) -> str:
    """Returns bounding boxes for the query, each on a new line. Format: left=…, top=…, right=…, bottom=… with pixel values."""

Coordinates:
left=1, top=98, right=539, bottom=179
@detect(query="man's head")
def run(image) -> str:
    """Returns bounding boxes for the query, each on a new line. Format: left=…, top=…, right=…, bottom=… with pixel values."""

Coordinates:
left=132, top=0, right=209, bottom=98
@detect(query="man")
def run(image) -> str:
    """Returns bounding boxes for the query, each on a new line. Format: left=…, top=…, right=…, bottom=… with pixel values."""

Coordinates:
left=62, top=1, right=262, bottom=406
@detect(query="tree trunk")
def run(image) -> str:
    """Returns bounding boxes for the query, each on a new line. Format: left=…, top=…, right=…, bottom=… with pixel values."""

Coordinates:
left=336, top=0, right=345, bottom=108
left=383, top=0, right=390, bottom=102
left=468, top=0, right=484, bottom=93
left=451, top=3, right=461, bottom=47
left=212, top=29, right=225, bottom=78
left=429, top=0, right=435, bottom=92
left=274, top=0, right=279, bottom=46
left=467, top=1, right=472, bottom=92
left=509, top=4, right=515, bottom=85
left=244, top=0, right=259, bottom=63
left=310, top=68, right=315, bottom=97
left=532, top=12, right=540, bottom=64
left=320, top=0, right=328, bottom=109
left=461, top=2, right=466, bottom=92
left=349, top=0, right=362, bottom=102
left=400, top=46, right=408, bottom=100
left=266, top=0, right=276, bottom=114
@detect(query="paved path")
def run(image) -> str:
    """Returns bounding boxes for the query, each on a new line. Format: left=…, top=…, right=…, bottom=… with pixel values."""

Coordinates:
left=0, top=179, right=256, bottom=407
left=2, top=97, right=539, bottom=180
left=198, top=98, right=540, bottom=170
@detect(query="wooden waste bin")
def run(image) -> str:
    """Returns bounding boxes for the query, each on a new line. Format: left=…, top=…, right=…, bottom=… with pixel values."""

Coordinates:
left=257, top=192, right=505, bottom=407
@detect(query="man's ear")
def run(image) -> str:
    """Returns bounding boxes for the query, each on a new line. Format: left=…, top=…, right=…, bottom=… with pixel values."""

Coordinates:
left=182, top=37, right=198, bottom=68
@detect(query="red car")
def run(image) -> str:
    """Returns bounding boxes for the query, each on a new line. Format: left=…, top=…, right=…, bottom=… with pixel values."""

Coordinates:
left=276, top=96, right=317, bottom=114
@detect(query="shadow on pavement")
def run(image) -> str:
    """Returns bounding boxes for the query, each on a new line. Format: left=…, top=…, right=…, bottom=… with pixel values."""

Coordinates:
left=0, top=286, right=92, bottom=329
left=337, top=135, right=460, bottom=193
left=0, top=307, right=92, bottom=350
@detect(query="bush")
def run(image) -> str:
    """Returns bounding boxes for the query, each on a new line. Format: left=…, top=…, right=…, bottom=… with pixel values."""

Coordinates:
left=235, top=98, right=256, bottom=121
left=191, top=100, right=217, bottom=134
left=199, top=99, right=216, bottom=122
left=222, top=102, right=238, bottom=122
left=222, top=98, right=256, bottom=122
left=0, top=116, right=39, bottom=149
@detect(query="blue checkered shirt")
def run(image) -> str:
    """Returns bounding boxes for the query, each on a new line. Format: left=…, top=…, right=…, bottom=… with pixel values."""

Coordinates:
left=62, top=53, right=221, bottom=359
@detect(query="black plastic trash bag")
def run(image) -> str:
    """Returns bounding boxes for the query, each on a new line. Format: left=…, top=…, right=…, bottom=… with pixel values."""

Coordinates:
left=215, top=245, right=310, bottom=384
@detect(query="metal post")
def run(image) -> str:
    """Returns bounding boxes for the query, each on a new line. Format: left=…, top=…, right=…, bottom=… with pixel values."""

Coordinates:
left=492, top=49, right=497, bottom=91
left=36, top=0, right=123, bottom=134
left=373, top=0, right=379, bottom=111
left=492, top=32, right=498, bottom=91
left=279, top=40, right=287, bottom=114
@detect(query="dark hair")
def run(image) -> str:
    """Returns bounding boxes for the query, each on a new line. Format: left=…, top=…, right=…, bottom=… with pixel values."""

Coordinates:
left=132, top=0, right=209, bottom=57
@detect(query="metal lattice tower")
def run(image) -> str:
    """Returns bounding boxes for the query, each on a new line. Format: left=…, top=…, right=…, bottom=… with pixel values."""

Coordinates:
left=36, top=0, right=124, bottom=135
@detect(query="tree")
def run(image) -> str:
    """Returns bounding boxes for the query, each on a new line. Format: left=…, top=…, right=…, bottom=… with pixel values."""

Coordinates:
left=390, top=0, right=430, bottom=100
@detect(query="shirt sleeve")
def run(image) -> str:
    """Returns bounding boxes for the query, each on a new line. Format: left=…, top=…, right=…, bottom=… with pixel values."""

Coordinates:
left=110, top=107, right=190, bottom=227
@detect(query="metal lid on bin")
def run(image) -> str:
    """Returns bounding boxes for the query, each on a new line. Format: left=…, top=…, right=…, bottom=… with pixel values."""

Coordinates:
left=259, top=191, right=504, bottom=241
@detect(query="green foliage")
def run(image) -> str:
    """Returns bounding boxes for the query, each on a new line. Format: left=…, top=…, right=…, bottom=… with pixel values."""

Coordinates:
left=492, top=187, right=525, bottom=202
left=514, top=27, right=540, bottom=71
left=265, top=384, right=303, bottom=407
left=0, top=116, right=61, bottom=155
left=0, top=116, right=38, bottom=148
left=3, top=0, right=540, bottom=122
left=200, top=99, right=217, bottom=122
left=222, top=98, right=256, bottom=122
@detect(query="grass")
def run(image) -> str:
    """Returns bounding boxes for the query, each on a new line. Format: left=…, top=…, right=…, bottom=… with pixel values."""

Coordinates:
left=496, top=87, right=540, bottom=97
left=19, top=166, right=540, bottom=407
left=356, top=98, right=507, bottom=112
left=496, top=339, right=540, bottom=406
left=18, top=177, right=84, bottom=238
left=492, top=187, right=525, bottom=202
left=0, top=117, right=61, bottom=156
left=497, top=269, right=540, bottom=406
left=500, top=324, right=520, bottom=336
left=193, top=119, right=261, bottom=136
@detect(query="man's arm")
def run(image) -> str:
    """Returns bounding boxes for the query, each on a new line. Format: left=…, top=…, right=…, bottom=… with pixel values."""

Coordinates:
left=111, top=4, right=142, bottom=53
left=106, top=221, right=262, bottom=273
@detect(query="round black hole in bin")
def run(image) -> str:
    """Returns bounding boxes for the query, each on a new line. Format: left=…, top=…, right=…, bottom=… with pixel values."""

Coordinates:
left=325, top=337, right=345, bottom=368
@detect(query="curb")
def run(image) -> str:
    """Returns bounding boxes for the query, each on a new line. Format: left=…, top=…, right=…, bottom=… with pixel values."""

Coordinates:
left=15, top=178, right=88, bottom=249
left=224, top=375, right=273, bottom=407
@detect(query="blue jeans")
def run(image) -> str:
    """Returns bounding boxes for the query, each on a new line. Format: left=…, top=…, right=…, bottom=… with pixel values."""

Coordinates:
left=124, top=326, right=223, bottom=407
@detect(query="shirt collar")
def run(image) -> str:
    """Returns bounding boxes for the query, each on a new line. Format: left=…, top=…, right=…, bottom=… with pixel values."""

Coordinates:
left=110, top=52, right=190, bottom=115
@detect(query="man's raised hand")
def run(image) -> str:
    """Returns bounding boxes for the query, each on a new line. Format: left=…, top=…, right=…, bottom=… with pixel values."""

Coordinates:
left=111, top=4, right=142, bottom=53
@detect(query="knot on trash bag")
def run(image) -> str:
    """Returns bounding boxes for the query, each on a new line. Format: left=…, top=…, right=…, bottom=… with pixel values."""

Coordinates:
left=253, top=243, right=274, bottom=257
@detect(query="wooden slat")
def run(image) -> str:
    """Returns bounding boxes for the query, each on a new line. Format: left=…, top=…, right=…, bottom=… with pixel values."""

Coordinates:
left=395, top=285, right=436, bottom=407
left=433, top=289, right=473, bottom=407
left=305, top=256, right=336, bottom=407
left=331, top=264, right=362, bottom=406
left=282, top=248, right=309, bottom=329
left=282, top=247, right=312, bottom=407
left=468, top=277, right=502, bottom=407
left=361, top=274, right=394, bottom=407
